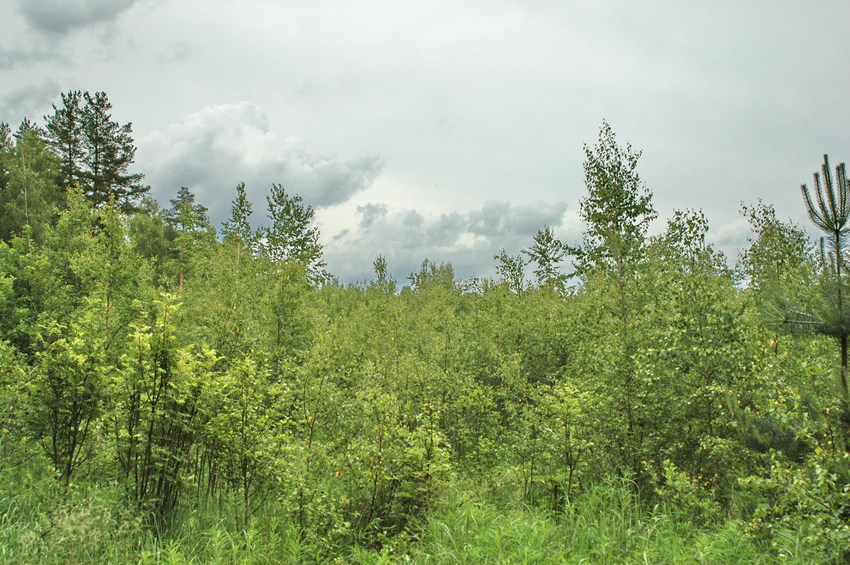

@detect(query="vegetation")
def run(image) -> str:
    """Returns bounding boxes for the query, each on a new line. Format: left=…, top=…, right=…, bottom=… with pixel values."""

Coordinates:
left=1, top=92, right=849, bottom=563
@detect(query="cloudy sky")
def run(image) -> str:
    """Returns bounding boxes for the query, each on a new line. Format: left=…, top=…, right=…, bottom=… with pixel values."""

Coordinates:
left=1, top=0, right=848, bottom=283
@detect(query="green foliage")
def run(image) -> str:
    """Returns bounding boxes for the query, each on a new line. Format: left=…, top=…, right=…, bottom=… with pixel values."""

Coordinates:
left=404, top=484, right=816, bottom=564
left=744, top=441, right=850, bottom=562
left=4, top=99, right=849, bottom=561
left=128, top=197, right=175, bottom=285
left=738, top=201, right=811, bottom=292
left=574, top=119, right=656, bottom=274
left=0, top=128, right=64, bottom=243
left=493, top=248, right=526, bottom=294
left=262, top=182, right=328, bottom=284
left=44, top=90, right=147, bottom=210
left=221, top=181, right=258, bottom=252
left=522, top=227, right=569, bottom=292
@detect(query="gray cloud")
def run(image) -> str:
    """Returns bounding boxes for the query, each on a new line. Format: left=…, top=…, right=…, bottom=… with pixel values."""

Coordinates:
left=468, top=201, right=568, bottom=237
left=16, top=0, right=137, bottom=36
left=0, top=80, right=61, bottom=123
left=0, top=44, right=61, bottom=70
left=357, top=203, right=388, bottom=228
left=323, top=201, right=575, bottom=283
left=138, top=102, right=383, bottom=225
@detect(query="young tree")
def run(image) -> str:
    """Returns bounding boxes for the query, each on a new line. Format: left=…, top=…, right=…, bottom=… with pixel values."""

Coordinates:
left=0, top=122, right=10, bottom=152
left=221, top=182, right=257, bottom=255
left=738, top=202, right=811, bottom=293
left=769, top=155, right=850, bottom=407
left=567, top=122, right=657, bottom=487
left=371, top=254, right=397, bottom=293
left=574, top=120, right=656, bottom=275
left=494, top=249, right=527, bottom=295
left=262, top=183, right=327, bottom=283
left=522, top=227, right=568, bottom=292
left=165, top=186, right=214, bottom=290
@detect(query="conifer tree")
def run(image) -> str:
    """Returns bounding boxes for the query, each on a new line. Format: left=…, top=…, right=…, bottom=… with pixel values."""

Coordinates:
left=770, top=155, right=850, bottom=406
left=45, top=90, right=147, bottom=210
left=44, top=90, right=84, bottom=189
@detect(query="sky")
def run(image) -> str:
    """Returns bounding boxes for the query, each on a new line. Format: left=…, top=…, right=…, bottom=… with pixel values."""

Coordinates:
left=1, top=0, right=848, bottom=283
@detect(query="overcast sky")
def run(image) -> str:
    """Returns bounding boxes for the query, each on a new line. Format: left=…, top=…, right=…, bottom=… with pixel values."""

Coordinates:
left=1, top=0, right=848, bottom=283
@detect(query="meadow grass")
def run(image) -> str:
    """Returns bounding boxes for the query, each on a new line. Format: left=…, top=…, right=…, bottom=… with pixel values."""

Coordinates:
left=0, top=465, right=828, bottom=564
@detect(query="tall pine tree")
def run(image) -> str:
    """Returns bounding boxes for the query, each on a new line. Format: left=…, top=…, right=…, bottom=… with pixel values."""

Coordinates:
left=45, top=90, right=147, bottom=210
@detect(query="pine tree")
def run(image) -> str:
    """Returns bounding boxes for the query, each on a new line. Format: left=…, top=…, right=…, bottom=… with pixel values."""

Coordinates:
left=769, top=155, right=850, bottom=406
left=79, top=91, right=147, bottom=209
left=45, top=90, right=147, bottom=210
left=44, top=90, right=84, bottom=189
left=0, top=122, right=11, bottom=152
left=165, top=186, right=213, bottom=290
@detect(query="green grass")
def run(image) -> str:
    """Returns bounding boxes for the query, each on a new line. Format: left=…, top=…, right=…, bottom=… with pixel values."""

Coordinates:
left=395, top=484, right=821, bottom=565
left=0, top=464, right=829, bottom=564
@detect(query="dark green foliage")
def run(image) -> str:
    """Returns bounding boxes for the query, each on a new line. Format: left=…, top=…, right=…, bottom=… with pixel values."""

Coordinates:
left=44, top=90, right=147, bottom=210
left=767, top=155, right=850, bottom=409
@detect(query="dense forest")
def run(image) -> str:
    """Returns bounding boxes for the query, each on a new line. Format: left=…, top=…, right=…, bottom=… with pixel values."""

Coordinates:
left=1, top=91, right=848, bottom=563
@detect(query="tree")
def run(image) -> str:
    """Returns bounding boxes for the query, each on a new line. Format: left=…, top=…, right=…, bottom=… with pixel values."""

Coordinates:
left=262, top=183, right=327, bottom=283
left=0, top=122, right=10, bottom=152
left=522, top=227, right=568, bottom=292
left=44, top=90, right=84, bottom=189
left=371, top=254, right=397, bottom=293
left=127, top=197, right=173, bottom=284
left=0, top=126, right=63, bottom=242
left=494, top=249, right=526, bottom=295
left=221, top=182, right=257, bottom=255
left=165, top=186, right=214, bottom=290
left=574, top=120, right=656, bottom=275
left=738, top=201, right=811, bottom=293
left=566, top=122, right=657, bottom=487
left=769, top=155, right=850, bottom=409
left=45, top=90, right=147, bottom=210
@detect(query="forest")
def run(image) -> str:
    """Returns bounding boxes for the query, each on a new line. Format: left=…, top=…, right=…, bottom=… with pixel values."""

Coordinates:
left=0, top=91, right=848, bottom=563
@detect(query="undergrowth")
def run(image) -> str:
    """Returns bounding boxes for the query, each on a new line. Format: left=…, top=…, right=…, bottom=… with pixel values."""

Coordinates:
left=0, top=460, right=830, bottom=564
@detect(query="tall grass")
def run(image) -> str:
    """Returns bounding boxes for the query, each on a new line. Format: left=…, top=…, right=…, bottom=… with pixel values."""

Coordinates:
left=401, top=484, right=821, bottom=564
left=0, top=461, right=828, bottom=564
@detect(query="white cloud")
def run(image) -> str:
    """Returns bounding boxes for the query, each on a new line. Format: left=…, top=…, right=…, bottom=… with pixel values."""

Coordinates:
left=137, top=102, right=383, bottom=224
